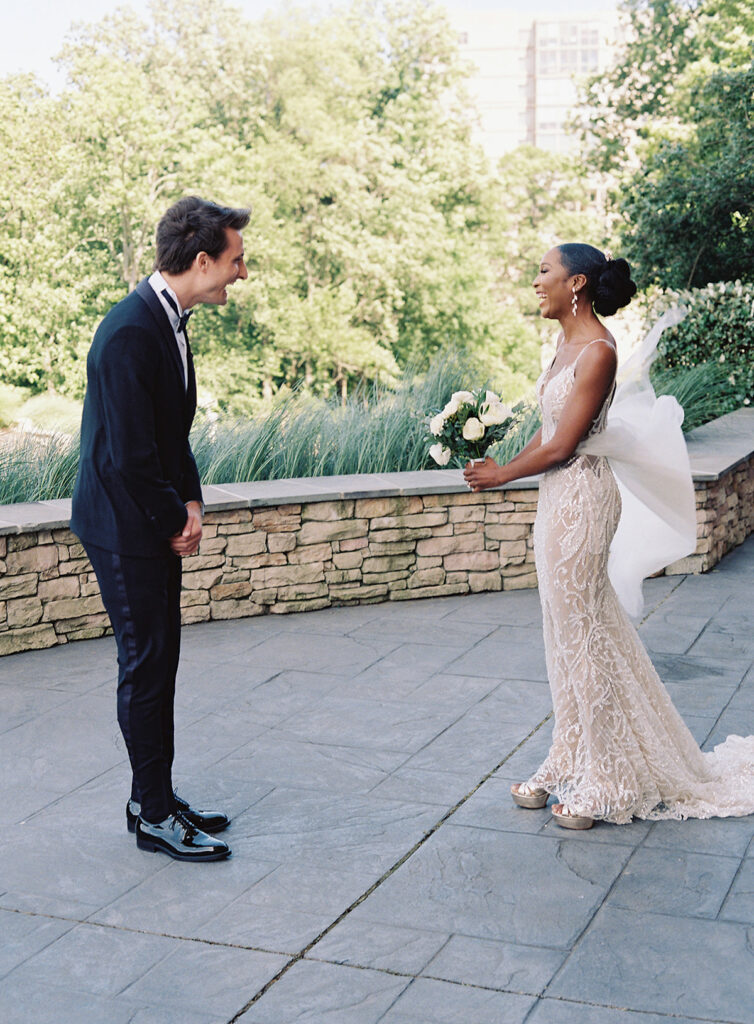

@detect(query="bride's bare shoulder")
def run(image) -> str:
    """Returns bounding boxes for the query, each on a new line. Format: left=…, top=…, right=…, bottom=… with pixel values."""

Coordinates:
left=589, top=328, right=616, bottom=347
left=574, top=337, right=618, bottom=380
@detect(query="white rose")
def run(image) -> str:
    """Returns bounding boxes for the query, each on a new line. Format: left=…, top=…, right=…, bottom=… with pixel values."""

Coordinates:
left=462, top=417, right=485, bottom=441
left=479, top=400, right=512, bottom=426
left=484, top=389, right=500, bottom=405
left=429, top=443, right=452, bottom=466
left=443, top=390, right=475, bottom=417
left=429, top=413, right=446, bottom=436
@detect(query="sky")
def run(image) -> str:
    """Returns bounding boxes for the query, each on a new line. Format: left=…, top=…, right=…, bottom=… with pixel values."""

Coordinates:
left=2, top=0, right=616, bottom=90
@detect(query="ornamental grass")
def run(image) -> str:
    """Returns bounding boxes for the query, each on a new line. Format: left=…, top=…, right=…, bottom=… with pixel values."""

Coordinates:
left=0, top=352, right=740, bottom=504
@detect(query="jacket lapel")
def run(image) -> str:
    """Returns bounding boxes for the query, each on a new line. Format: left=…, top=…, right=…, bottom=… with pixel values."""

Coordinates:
left=185, top=340, right=197, bottom=419
left=135, top=278, right=187, bottom=392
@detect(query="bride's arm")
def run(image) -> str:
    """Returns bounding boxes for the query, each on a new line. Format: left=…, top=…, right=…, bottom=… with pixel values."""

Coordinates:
left=502, top=427, right=543, bottom=469
left=465, top=345, right=616, bottom=492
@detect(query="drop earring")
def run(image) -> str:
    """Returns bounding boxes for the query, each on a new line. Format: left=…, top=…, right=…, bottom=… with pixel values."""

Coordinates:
left=571, top=288, right=578, bottom=317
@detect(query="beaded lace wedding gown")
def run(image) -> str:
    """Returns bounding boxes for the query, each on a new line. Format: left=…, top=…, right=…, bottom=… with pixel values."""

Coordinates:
left=526, top=335, right=754, bottom=824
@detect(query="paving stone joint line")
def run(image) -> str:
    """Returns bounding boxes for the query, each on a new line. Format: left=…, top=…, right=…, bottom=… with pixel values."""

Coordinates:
left=520, top=995, right=742, bottom=1024
left=718, top=835, right=754, bottom=924
left=225, top=716, right=554, bottom=1022
left=1, top=543, right=752, bottom=1024
left=539, top=660, right=754, bottom=1011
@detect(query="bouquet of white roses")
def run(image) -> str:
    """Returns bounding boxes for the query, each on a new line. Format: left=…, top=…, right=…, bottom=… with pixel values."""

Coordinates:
left=427, top=389, right=514, bottom=468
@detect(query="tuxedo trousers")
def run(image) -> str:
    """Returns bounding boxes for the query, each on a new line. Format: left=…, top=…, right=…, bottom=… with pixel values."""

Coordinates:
left=84, top=542, right=182, bottom=823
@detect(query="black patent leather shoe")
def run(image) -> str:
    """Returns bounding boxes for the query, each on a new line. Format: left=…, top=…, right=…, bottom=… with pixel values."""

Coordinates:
left=126, top=793, right=230, bottom=834
left=135, top=812, right=231, bottom=861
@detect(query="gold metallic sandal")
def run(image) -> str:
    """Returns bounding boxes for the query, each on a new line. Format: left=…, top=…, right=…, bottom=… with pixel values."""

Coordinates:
left=511, top=783, right=549, bottom=809
left=551, top=803, right=594, bottom=830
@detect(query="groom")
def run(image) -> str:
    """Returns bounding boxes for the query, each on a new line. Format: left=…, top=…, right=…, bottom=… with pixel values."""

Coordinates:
left=71, top=197, right=249, bottom=861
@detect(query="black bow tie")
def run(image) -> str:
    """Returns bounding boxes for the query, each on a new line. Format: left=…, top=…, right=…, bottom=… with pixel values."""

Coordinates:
left=161, top=289, right=192, bottom=337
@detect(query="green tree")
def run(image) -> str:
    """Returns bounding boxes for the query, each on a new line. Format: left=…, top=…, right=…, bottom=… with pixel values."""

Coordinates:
left=0, top=76, right=93, bottom=394
left=578, top=0, right=754, bottom=171
left=620, top=62, right=754, bottom=287
left=232, top=0, right=509, bottom=398
left=576, top=0, right=754, bottom=287
left=0, top=0, right=551, bottom=414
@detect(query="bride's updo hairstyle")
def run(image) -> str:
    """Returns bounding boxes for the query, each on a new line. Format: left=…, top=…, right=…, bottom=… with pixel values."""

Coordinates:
left=558, top=243, right=637, bottom=317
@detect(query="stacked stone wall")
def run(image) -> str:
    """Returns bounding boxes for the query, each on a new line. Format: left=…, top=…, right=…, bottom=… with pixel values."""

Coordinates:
left=1, top=452, right=752, bottom=656
left=177, top=488, right=540, bottom=629
left=0, top=530, right=108, bottom=654
left=667, top=458, right=754, bottom=575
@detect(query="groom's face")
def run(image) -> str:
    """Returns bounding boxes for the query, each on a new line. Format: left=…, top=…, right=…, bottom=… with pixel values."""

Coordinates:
left=198, top=228, right=248, bottom=305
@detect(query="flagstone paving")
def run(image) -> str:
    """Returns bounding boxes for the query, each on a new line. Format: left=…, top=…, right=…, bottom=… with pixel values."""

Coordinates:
left=1, top=537, right=752, bottom=1023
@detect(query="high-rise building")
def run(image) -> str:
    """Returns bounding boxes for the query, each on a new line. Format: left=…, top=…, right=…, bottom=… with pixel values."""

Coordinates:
left=452, top=8, right=622, bottom=164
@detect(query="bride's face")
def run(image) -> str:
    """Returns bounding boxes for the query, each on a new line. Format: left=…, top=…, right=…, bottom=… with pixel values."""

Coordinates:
left=533, top=248, right=572, bottom=320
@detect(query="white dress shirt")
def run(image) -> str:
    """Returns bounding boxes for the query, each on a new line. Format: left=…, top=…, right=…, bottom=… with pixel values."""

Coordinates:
left=148, top=270, right=188, bottom=390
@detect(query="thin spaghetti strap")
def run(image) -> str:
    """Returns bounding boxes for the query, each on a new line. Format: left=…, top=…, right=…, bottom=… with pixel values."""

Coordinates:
left=573, top=338, right=616, bottom=368
left=544, top=336, right=616, bottom=387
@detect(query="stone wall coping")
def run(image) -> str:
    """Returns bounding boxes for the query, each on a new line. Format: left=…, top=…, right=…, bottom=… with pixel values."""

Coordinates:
left=0, top=474, right=540, bottom=536
left=1, top=408, right=751, bottom=537
left=683, top=408, right=754, bottom=481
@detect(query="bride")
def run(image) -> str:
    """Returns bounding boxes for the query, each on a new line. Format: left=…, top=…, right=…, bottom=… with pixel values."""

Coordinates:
left=464, top=243, right=754, bottom=829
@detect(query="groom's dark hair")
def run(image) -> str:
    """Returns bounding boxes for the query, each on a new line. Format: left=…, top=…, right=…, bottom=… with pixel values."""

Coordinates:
left=155, top=196, right=250, bottom=274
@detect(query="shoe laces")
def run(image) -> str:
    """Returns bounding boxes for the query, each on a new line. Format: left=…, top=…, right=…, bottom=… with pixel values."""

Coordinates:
left=172, top=809, right=198, bottom=836
left=173, top=790, right=189, bottom=812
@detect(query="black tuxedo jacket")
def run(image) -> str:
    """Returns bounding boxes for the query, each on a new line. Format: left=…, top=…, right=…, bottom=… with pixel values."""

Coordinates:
left=71, top=278, right=203, bottom=556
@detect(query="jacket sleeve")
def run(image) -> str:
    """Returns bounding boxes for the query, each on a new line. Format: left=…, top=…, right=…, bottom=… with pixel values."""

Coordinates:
left=98, top=325, right=189, bottom=540
left=181, top=443, right=203, bottom=505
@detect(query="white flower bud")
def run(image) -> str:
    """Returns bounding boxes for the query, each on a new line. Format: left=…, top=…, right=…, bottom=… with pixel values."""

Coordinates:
left=429, top=443, right=452, bottom=466
left=429, top=413, right=446, bottom=436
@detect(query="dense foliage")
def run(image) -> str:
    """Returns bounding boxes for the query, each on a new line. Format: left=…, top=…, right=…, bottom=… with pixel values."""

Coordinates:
left=0, top=345, right=738, bottom=505
left=0, top=0, right=602, bottom=415
left=620, top=62, right=754, bottom=288
left=1, top=0, right=748, bottom=452
left=577, top=0, right=754, bottom=288
left=651, top=280, right=754, bottom=411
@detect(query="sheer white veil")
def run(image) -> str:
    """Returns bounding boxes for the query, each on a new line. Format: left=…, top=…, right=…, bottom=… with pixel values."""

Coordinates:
left=578, top=308, right=697, bottom=618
